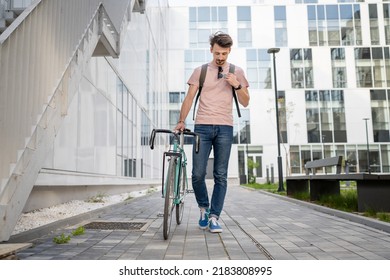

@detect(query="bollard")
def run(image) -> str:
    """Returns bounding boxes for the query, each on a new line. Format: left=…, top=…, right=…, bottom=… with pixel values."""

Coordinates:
left=271, top=164, right=274, bottom=184
left=266, top=165, right=270, bottom=184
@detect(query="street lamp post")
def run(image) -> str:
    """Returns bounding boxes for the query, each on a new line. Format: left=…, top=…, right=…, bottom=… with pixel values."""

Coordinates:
left=267, top=47, right=284, bottom=192
left=245, top=120, right=249, bottom=184
left=363, top=118, right=371, bottom=174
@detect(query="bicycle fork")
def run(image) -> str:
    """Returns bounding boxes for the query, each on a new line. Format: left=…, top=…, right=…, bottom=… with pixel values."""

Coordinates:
left=161, top=151, right=182, bottom=199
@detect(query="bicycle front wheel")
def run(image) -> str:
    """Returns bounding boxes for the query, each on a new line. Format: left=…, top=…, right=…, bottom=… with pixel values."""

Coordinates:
left=176, top=164, right=187, bottom=225
left=163, top=158, right=176, bottom=240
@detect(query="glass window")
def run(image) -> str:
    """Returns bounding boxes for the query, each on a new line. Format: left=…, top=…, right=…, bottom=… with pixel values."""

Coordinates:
left=278, top=91, right=288, bottom=143
left=308, top=5, right=316, bottom=20
left=372, top=47, right=383, bottom=59
left=198, top=7, right=210, bottom=21
left=355, top=47, right=371, bottom=59
left=371, top=89, right=387, bottom=100
left=333, top=108, right=347, bottom=142
left=219, top=7, right=228, bottom=21
left=237, top=6, right=252, bottom=47
left=331, top=47, right=345, bottom=59
left=237, top=6, right=251, bottom=21
left=169, top=110, right=180, bottom=128
left=306, top=90, right=347, bottom=143
left=189, top=6, right=229, bottom=48
left=274, top=6, right=286, bottom=20
left=246, top=49, right=272, bottom=89
left=369, top=4, right=378, bottom=19
left=369, top=4, right=380, bottom=45
left=340, top=4, right=353, bottom=20
left=331, top=48, right=347, bottom=88
left=371, top=90, right=390, bottom=142
left=274, top=6, right=287, bottom=47
left=169, top=92, right=185, bottom=103
left=189, top=7, right=196, bottom=22
left=385, top=5, right=390, bottom=45
left=307, top=108, right=320, bottom=143
left=234, top=110, right=250, bottom=145
left=317, top=5, right=325, bottom=20
left=308, top=4, right=361, bottom=46
left=198, top=29, right=210, bottom=45
left=381, top=145, right=390, bottom=173
left=238, top=28, right=252, bottom=46
left=290, top=146, right=301, bottom=174
left=247, top=49, right=257, bottom=61
left=290, top=49, right=313, bottom=88
left=326, top=5, right=339, bottom=20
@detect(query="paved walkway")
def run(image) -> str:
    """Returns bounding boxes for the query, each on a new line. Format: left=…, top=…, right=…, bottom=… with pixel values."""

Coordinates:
left=9, top=185, right=390, bottom=260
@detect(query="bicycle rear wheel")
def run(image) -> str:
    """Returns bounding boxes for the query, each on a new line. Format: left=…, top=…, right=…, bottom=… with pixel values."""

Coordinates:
left=163, top=158, right=176, bottom=240
left=176, top=164, right=187, bottom=224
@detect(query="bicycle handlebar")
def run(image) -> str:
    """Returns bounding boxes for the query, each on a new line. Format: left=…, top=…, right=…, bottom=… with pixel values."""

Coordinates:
left=149, top=128, right=200, bottom=153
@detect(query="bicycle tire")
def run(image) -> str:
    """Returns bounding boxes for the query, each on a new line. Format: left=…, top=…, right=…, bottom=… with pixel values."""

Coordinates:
left=163, top=158, right=176, bottom=240
left=176, top=163, right=187, bottom=224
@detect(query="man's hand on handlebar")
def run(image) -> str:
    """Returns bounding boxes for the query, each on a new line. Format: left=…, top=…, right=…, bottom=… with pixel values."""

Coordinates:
left=175, top=121, right=186, bottom=132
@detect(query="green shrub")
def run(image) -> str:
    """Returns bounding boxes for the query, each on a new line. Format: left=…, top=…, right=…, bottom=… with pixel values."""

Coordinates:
left=53, top=233, right=71, bottom=244
left=318, top=189, right=358, bottom=212
left=71, top=226, right=85, bottom=236
left=377, top=212, right=390, bottom=223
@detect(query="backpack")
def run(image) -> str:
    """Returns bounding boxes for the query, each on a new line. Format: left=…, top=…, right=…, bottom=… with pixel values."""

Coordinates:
left=192, top=63, right=242, bottom=120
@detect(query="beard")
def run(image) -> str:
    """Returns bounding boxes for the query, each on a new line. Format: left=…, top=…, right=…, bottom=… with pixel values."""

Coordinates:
left=216, top=60, right=225, bottom=65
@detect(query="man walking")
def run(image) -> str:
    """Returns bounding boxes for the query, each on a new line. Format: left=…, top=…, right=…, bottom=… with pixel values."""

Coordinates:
left=175, top=32, right=250, bottom=233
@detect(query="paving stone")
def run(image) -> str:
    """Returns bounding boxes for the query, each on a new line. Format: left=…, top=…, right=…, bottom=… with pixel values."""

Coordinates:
left=10, top=185, right=390, bottom=260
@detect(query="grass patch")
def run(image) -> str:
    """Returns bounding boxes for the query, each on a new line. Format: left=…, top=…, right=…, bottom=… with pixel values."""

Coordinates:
left=53, top=233, right=71, bottom=244
left=317, top=189, right=358, bottom=212
left=53, top=226, right=86, bottom=244
left=244, top=182, right=279, bottom=191
left=71, top=226, right=85, bottom=236
left=363, top=209, right=390, bottom=223
left=291, top=191, right=310, bottom=201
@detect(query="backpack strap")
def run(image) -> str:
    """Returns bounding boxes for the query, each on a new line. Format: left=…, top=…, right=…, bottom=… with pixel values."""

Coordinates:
left=229, top=64, right=242, bottom=118
left=192, top=63, right=208, bottom=120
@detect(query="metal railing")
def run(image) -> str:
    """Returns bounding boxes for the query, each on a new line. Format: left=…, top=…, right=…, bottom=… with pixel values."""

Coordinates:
left=7, top=0, right=33, bottom=10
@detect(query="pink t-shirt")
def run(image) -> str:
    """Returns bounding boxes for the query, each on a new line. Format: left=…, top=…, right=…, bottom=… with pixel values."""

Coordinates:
left=188, top=63, right=249, bottom=126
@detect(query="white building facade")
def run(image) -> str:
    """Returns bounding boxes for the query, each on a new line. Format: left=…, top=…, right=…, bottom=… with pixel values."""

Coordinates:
left=1, top=0, right=390, bottom=240
left=167, top=0, right=390, bottom=183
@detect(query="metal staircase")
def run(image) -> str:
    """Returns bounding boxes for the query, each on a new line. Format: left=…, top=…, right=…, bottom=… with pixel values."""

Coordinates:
left=0, top=0, right=139, bottom=242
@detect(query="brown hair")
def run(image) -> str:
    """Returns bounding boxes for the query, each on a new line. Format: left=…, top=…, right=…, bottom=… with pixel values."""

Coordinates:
left=209, top=32, right=233, bottom=48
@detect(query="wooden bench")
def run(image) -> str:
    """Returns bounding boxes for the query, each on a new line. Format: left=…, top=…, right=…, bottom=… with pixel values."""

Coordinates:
left=305, top=156, right=343, bottom=175
left=286, top=172, right=390, bottom=212
left=287, top=156, right=343, bottom=200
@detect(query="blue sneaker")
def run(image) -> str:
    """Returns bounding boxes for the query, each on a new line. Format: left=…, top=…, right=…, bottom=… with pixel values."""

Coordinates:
left=209, top=217, right=222, bottom=233
left=198, top=208, right=210, bottom=229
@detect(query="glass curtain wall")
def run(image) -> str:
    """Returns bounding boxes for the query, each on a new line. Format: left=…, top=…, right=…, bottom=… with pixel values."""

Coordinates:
left=307, top=4, right=362, bottom=47
left=305, top=90, right=346, bottom=144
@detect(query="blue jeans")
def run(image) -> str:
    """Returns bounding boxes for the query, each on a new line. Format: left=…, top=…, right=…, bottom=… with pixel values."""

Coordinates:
left=192, top=125, right=233, bottom=219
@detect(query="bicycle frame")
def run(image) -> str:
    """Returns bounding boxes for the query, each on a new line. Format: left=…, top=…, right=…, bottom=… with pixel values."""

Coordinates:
left=161, top=136, right=184, bottom=204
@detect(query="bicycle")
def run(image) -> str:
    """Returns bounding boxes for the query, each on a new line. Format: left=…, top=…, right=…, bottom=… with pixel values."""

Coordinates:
left=149, top=128, right=200, bottom=240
